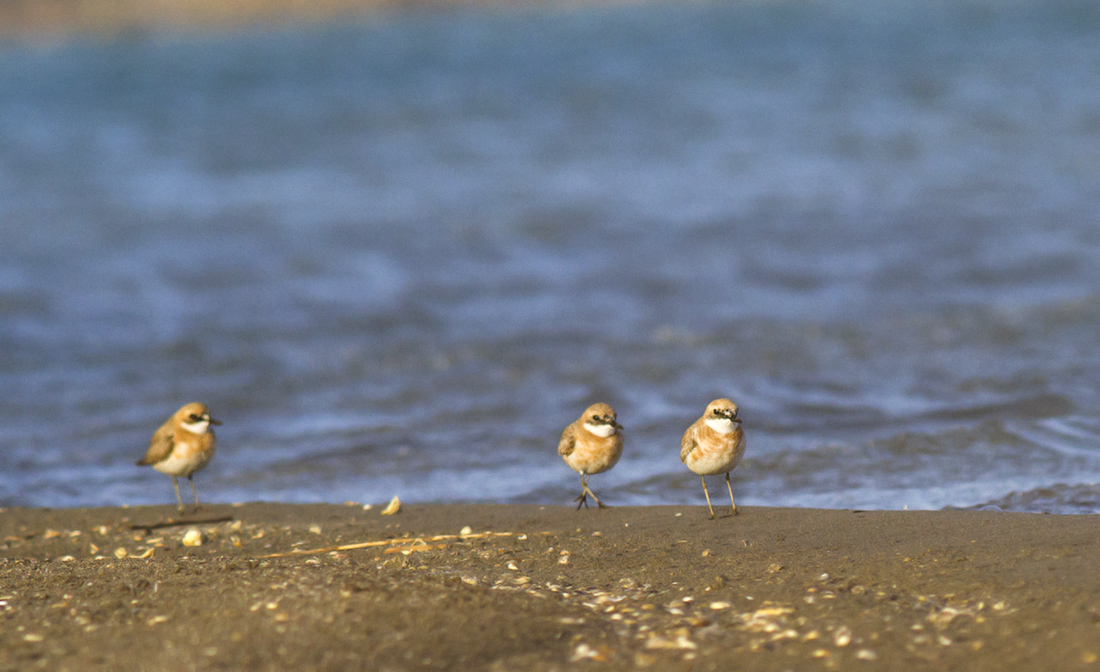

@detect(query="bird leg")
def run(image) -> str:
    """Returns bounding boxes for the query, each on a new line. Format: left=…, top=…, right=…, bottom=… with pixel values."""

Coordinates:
left=701, top=475, right=716, bottom=519
left=574, top=474, right=607, bottom=509
left=725, top=472, right=738, bottom=516
left=172, top=476, right=184, bottom=512
left=188, top=475, right=201, bottom=511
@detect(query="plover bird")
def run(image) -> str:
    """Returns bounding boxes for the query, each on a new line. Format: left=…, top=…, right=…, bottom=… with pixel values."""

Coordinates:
left=558, top=403, right=624, bottom=509
left=681, top=398, right=746, bottom=518
left=137, top=402, right=221, bottom=511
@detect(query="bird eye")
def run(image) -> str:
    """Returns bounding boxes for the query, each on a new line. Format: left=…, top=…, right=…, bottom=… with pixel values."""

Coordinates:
left=592, top=415, right=600, bottom=422
left=189, top=414, right=202, bottom=422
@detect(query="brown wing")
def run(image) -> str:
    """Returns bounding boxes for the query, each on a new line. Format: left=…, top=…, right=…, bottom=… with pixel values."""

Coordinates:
left=137, top=424, right=175, bottom=466
left=558, top=423, right=578, bottom=458
left=680, top=423, right=699, bottom=464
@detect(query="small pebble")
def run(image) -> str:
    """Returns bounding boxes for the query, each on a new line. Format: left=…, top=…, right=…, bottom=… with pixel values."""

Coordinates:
left=381, top=496, right=401, bottom=516
left=182, top=529, right=204, bottom=547
left=834, top=626, right=853, bottom=647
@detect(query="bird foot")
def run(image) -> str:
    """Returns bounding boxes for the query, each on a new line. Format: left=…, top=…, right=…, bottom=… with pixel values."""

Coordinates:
left=582, top=486, right=606, bottom=509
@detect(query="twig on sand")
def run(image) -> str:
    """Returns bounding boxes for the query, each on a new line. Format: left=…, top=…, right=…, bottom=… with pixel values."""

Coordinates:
left=257, top=531, right=514, bottom=559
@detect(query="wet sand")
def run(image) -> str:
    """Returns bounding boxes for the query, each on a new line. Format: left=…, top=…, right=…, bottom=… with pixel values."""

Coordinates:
left=2, top=503, right=1099, bottom=671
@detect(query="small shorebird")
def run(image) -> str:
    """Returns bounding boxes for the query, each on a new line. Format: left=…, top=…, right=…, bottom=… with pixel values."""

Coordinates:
left=137, top=402, right=221, bottom=512
left=558, top=403, right=624, bottom=509
left=681, top=398, right=746, bottom=518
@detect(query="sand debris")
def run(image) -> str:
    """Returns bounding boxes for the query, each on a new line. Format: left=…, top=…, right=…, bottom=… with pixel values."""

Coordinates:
left=926, top=601, right=989, bottom=628
left=834, top=625, right=853, bottom=647
left=570, top=643, right=610, bottom=662
left=182, top=529, right=205, bottom=547
left=257, top=531, right=514, bottom=559
left=738, top=606, right=795, bottom=633
left=128, top=515, right=233, bottom=533
left=385, top=543, right=446, bottom=555
left=380, top=496, right=401, bottom=516
left=644, top=629, right=697, bottom=651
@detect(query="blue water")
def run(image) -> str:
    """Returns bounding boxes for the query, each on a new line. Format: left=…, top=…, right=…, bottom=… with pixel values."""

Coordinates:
left=3, top=0, right=1100, bottom=513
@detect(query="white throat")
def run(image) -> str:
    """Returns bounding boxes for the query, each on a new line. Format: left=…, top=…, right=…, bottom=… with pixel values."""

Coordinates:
left=584, top=422, right=616, bottom=438
left=181, top=419, right=211, bottom=434
left=705, top=417, right=735, bottom=434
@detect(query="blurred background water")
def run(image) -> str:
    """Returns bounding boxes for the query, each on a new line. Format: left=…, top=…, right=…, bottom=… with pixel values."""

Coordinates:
left=2, top=0, right=1100, bottom=513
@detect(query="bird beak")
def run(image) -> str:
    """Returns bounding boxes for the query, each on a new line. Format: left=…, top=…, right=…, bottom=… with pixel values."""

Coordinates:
left=613, top=420, right=624, bottom=430
left=208, top=417, right=222, bottom=426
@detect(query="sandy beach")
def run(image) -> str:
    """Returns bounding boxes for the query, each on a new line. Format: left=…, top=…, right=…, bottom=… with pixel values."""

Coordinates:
left=2, top=503, right=1099, bottom=671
